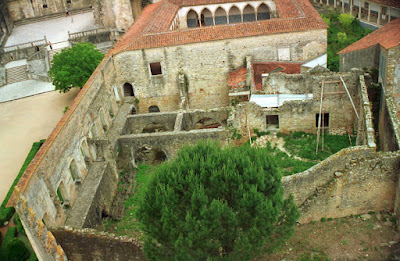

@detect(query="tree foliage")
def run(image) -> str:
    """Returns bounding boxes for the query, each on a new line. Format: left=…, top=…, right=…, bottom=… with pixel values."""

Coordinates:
left=322, top=11, right=372, bottom=71
left=49, top=42, right=104, bottom=93
left=137, top=142, right=300, bottom=260
left=6, top=238, right=30, bottom=261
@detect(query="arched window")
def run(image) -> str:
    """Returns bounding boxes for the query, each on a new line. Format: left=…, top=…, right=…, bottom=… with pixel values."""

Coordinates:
left=229, top=6, right=242, bottom=24
left=149, top=105, right=160, bottom=113
left=69, top=159, right=81, bottom=182
left=257, top=4, right=270, bottom=20
left=142, top=122, right=168, bottom=133
left=187, top=10, right=199, bottom=28
left=123, top=83, right=134, bottom=96
left=57, top=181, right=69, bottom=206
left=134, top=147, right=167, bottom=165
left=100, top=109, right=108, bottom=131
left=201, top=8, right=214, bottom=26
left=131, top=107, right=137, bottom=115
left=215, top=7, right=228, bottom=25
left=243, top=5, right=256, bottom=22
left=193, top=118, right=222, bottom=129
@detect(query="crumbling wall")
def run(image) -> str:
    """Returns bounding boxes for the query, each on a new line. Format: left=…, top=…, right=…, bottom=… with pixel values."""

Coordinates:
left=356, top=75, right=376, bottom=147
left=113, top=29, right=327, bottom=112
left=52, top=228, right=145, bottom=261
left=283, top=147, right=399, bottom=223
left=124, top=112, right=178, bottom=134
left=379, top=94, right=400, bottom=152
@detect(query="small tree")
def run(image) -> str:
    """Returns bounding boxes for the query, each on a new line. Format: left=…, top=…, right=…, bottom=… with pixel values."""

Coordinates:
left=49, top=42, right=104, bottom=93
left=137, top=142, right=299, bottom=260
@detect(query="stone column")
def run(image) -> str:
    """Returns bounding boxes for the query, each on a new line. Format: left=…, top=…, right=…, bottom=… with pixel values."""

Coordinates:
left=378, top=5, right=381, bottom=25
left=326, top=0, right=329, bottom=6
left=334, top=0, right=337, bottom=8
left=342, top=0, right=345, bottom=12
left=359, top=0, right=362, bottom=18
left=367, top=1, right=371, bottom=21
left=350, top=0, right=353, bottom=15
left=320, top=0, right=323, bottom=4
left=388, top=7, right=391, bottom=23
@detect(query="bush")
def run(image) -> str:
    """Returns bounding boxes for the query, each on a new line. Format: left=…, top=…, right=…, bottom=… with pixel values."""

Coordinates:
left=13, top=214, right=25, bottom=235
left=0, top=207, right=15, bottom=228
left=0, top=227, right=17, bottom=260
left=137, top=142, right=299, bottom=260
left=6, top=238, right=30, bottom=261
left=338, top=13, right=354, bottom=29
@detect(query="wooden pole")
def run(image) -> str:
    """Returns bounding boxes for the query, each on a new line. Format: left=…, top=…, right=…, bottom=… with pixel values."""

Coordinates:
left=340, top=76, right=359, bottom=119
left=316, top=78, right=325, bottom=155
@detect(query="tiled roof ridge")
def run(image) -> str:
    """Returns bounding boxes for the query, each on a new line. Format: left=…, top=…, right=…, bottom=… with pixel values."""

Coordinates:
left=143, top=0, right=177, bottom=34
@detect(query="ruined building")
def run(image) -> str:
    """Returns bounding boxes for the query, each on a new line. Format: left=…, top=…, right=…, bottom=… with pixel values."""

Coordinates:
left=5, top=0, right=400, bottom=260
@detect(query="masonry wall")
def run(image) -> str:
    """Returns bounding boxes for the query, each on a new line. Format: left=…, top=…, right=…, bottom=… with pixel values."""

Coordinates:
left=93, top=0, right=134, bottom=31
left=233, top=71, right=361, bottom=135
left=7, top=0, right=93, bottom=21
left=282, top=147, right=399, bottom=223
left=339, top=45, right=380, bottom=72
left=379, top=94, right=400, bottom=152
left=385, top=45, right=400, bottom=95
left=113, top=29, right=327, bottom=113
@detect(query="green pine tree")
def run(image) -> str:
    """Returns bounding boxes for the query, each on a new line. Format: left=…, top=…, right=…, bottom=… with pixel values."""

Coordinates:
left=137, top=142, right=300, bottom=260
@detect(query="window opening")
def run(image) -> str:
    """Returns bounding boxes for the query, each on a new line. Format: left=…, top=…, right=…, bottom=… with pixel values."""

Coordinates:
left=150, top=62, right=162, bottom=75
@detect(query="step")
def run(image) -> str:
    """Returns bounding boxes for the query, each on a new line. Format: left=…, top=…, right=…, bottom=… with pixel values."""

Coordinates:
left=13, top=8, right=93, bottom=26
left=6, top=65, right=28, bottom=84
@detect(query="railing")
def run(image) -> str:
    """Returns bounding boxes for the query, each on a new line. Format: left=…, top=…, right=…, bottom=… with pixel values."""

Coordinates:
left=68, top=28, right=110, bottom=40
left=3, top=37, right=48, bottom=53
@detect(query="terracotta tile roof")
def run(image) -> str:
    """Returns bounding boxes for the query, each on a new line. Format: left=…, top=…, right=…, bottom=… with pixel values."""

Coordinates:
left=253, top=62, right=303, bottom=90
left=228, top=67, right=247, bottom=89
left=370, top=0, right=400, bottom=8
left=110, top=0, right=327, bottom=54
left=338, top=18, right=400, bottom=54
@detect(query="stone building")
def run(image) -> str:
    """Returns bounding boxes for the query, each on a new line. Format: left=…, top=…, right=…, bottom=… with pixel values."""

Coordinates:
left=5, top=0, right=400, bottom=260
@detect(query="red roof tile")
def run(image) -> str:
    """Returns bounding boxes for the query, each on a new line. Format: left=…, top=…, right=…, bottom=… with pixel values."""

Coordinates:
left=228, top=67, right=247, bottom=88
left=338, top=18, right=400, bottom=54
left=110, top=0, right=327, bottom=54
left=370, top=0, right=400, bottom=8
left=253, top=62, right=303, bottom=90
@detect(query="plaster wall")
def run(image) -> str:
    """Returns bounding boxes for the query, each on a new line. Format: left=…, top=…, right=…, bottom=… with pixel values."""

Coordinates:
left=339, top=45, right=380, bottom=72
left=113, top=29, right=327, bottom=112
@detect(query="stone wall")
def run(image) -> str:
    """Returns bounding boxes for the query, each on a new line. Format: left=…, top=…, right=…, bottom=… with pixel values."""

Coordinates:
left=113, top=29, right=327, bottom=113
left=93, top=0, right=135, bottom=31
left=356, top=75, right=376, bottom=147
left=339, top=44, right=380, bottom=72
left=52, top=228, right=145, bottom=261
left=7, top=0, right=92, bottom=21
left=385, top=45, right=400, bottom=95
left=0, top=0, right=13, bottom=40
left=282, top=147, right=399, bottom=223
left=124, top=112, right=178, bottom=134
left=379, top=94, right=400, bottom=152
left=233, top=71, right=362, bottom=135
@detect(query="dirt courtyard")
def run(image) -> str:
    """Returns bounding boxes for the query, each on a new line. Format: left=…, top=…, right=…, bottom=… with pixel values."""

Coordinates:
left=0, top=89, right=80, bottom=203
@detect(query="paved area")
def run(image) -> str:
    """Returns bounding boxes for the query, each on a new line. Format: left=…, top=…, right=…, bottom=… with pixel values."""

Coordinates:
left=0, top=80, right=56, bottom=103
left=5, top=12, right=98, bottom=47
left=0, top=89, right=80, bottom=204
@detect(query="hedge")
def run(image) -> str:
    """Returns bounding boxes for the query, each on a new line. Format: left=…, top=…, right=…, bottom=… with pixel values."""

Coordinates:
left=0, top=227, right=17, bottom=260
left=6, top=238, right=30, bottom=261
left=0, top=207, right=15, bottom=228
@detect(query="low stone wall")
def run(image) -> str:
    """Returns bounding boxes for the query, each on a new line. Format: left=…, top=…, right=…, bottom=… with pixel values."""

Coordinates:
left=379, top=94, right=400, bottom=152
left=181, top=108, right=229, bottom=131
left=283, top=146, right=399, bottom=223
left=356, top=75, right=376, bottom=148
left=52, top=228, right=145, bottom=261
left=124, top=112, right=178, bottom=134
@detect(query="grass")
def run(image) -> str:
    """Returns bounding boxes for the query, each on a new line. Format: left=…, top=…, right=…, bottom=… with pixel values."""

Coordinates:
left=104, top=165, right=156, bottom=239
left=279, top=132, right=355, bottom=162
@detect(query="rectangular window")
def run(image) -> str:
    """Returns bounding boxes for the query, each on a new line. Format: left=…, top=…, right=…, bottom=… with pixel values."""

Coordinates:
left=266, top=115, right=279, bottom=129
left=43, top=4, right=48, bottom=8
left=316, top=113, right=329, bottom=128
left=150, top=62, right=162, bottom=75
left=382, top=6, right=387, bottom=15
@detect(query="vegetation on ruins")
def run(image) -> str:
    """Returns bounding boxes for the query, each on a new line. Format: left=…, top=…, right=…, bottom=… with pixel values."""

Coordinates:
left=323, top=11, right=372, bottom=71
left=49, top=43, right=104, bottom=93
left=136, top=142, right=299, bottom=260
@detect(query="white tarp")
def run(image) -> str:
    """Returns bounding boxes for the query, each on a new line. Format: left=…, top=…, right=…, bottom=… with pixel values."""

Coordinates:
left=250, top=94, right=313, bottom=108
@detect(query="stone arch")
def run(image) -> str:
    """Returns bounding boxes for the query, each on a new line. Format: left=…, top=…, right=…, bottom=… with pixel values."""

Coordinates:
left=257, top=3, right=270, bottom=20
left=149, top=105, right=160, bottom=113
left=215, top=7, right=228, bottom=25
left=57, top=181, right=70, bottom=206
left=142, top=122, right=168, bottom=133
left=134, top=146, right=168, bottom=165
left=243, top=4, right=256, bottom=22
left=108, top=101, right=115, bottom=118
left=123, top=82, right=134, bottom=97
left=80, top=138, right=91, bottom=160
left=193, top=117, right=222, bottom=129
left=91, top=123, right=99, bottom=138
left=187, top=9, right=200, bottom=28
left=99, top=108, right=109, bottom=131
left=200, top=8, right=213, bottom=26
left=69, top=159, right=82, bottom=182
left=131, top=107, right=137, bottom=115
left=229, top=6, right=242, bottom=24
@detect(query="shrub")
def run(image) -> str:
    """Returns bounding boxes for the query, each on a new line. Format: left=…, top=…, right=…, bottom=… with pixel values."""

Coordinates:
left=338, top=13, right=354, bottom=29
left=0, top=227, right=17, bottom=260
left=6, top=238, right=30, bottom=261
left=0, top=207, right=15, bottom=228
left=137, top=142, right=300, bottom=260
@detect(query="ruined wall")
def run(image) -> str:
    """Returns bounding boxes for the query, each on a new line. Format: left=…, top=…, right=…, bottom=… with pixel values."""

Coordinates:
left=7, top=0, right=93, bottom=21
left=52, top=228, right=145, bottom=261
left=8, top=55, right=121, bottom=260
left=379, top=94, right=400, bottom=152
left=233, top=71, right=361, bottom=135
left=282, top=147, right=399, bottom=223
left=113, top=29, right=327, bottom=113
left=124, top=112, right=178, bottom=134
left=0, top=0, right=13, bottom=39
left=356, top=75, right=376, bottom=147
left=117, top=129, right=229, bottom=169
left=385, top=45, right=400, bottom=95
left=339, top=44, right=380, bottom=72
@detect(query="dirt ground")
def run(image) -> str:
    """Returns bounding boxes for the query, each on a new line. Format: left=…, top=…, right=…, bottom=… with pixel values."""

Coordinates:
left=0, top=89, right=80, bottom=203
left=263, top=211, right=400, bottom=261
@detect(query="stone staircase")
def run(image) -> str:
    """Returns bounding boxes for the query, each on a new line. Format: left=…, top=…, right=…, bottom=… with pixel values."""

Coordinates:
left=6, top=65, right=28, bottom=84
left=13, top=8, right=93, bottom=26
